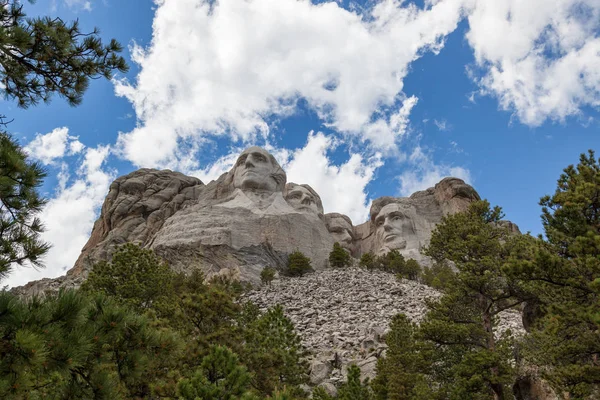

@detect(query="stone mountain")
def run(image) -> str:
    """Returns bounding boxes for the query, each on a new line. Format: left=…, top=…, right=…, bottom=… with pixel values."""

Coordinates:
left=16, top=145, right=520, bottom=295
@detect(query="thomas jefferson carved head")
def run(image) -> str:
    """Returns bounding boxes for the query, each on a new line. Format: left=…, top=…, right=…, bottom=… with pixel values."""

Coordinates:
left=325, top=213, right=355, bottom=255
left=284, top=183, right=324, bottom=217
left=370, top=198, right=418, bottom=256
left=232, top=147, right=286, bottom=192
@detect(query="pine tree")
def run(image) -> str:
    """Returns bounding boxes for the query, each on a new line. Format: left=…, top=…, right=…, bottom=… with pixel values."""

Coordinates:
left=177, top=345, right=254, bottom=400
left=0, top=132, right=49, bottom=281
left=0, top=0, right=128, bottom=108
left=401, top=259, right=421, bottom=281
left=359, top=252, right=377, bottom=270
left=82, top=243, right=176, bottom=314
left=337, top=364, right=372, bottom=400
left=242, top=305, right=308, bottom=396
left=378, top=249, right=405, bottom=274
left=285, top=250, right=313, bottom=277
left=261, top=266, right=276, bottom=286
left=0, top=289, right=181, bottom=399
left=329, top=242, right=351, bottom=268
left=421, top=200, right=523, bottom=400
left=508, top=150, right=600, bottom=397
left=371, top=314, right=432, bottom=400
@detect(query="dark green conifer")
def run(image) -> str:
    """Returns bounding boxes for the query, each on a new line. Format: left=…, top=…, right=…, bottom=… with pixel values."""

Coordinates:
left=0, top=0, right=128, bottom=108
left=286, top=250, right=313, bottom=277
left=0, top=132, right=49, bottom=281
left=421, top=200, right=523, bottom=400
left=507, top=150, right=600, bottom=397
left=329, top=242, right=351, bottom=268
left=261, top=266, right=276, bottom=286
left=359, top=252, right=377, bottom=270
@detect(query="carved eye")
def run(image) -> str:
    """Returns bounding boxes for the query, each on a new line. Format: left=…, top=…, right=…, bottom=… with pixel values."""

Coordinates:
left=289, top=193, right=301, bottom=200
left=236, top=155, right=247, bottom=166
left=254, top=153, right=267, bottom=162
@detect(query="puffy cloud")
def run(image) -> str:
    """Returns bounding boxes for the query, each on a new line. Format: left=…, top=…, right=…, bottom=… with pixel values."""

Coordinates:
left=281, top=132, right=382, bottom=224
left=24, top=127, right=84, bottom=165
left=466, top=0, right=600, bottom=126
left=398, top=146, right=471, bottom=196
left=63, top=0, right=93, bottom=11
left=5, top=145, right=114, bottom=288
left=114, top=0, right=467, bottom=168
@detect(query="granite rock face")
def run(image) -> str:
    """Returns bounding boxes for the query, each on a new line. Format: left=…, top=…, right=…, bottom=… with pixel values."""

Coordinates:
left=20, top=146, right=521, bottom=290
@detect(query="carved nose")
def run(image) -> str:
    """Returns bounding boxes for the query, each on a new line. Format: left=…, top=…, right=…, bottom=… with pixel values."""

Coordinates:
left=301, top=196, right=312, bottom=205
left=383, top=221, right=392, bottom=231
left=245, top=159, right=255, bottom=168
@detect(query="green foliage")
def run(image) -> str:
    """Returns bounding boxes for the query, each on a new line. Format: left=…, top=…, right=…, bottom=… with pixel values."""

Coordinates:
left=359, top=252, right=377, bottom=269
left=371, top=314, right=432, bottom=400
left=421, top=261, right=455, bottom=291
left=401, top=259, right=421, bottom=281
left=0, top=0, right=128, bottom=108
left=243, top=305, right=308, bottom=396
left=377, top=249, right=405, bottom=274
left=285, top=250, right=313, bottom=277
left=82, top=243, right=176, bottom=314
left=0, top=289, right=181, bottom=399
left=337, top=364, right=373, bottom=400
left=507, top=150, right=600, bottom=397
left=177, top=345, right=253, bottom=400
left=261, top=266, right=276, bottom=286
left=329, top=242, right=351, bottom=268
left=0, top=132, right=49, bottom=281
left=420, top=200, right=523, bottom=399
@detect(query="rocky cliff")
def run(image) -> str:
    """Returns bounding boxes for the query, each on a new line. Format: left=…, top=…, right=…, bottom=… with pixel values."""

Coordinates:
left=16, top=145, right=521, bottom=295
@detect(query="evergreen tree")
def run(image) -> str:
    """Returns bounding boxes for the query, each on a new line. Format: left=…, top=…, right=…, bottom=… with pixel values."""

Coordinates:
left=371, top=314, right=432, bottom=400
left=508, top=150, right=600, bottom=397
left=0, top=0, right=128, bottom=108
left=359, top=252, right=377, bottom=270
left=177, top=345, right=254, bottom=400
left=0, top=290, right=181, bottom=399
left=421, top=261, right=455, bottom=291
left=337, top=364, right=372, bottom=400
left=329, top=242, right=351, bottom=268
left=285, top=250, right=313, bottom=277
left=82, top=243, right=176, bottom=314
left=378, top=249, right=405, bottom=274
left=261, top=266, right=276, bottom=286
left=243, top=305, right=308, bottom=396
left=0, top=132, right=49, bottom=281
left=421, top=200, right=523, bottom=400
left=401, top=259, right=421, bottom=281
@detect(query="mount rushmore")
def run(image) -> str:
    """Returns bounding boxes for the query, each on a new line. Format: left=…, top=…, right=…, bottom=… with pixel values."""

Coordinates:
left=56, top=145, right=498, bottom=286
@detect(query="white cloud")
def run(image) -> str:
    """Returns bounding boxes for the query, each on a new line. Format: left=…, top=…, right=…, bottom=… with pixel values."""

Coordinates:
left=398, top=146, right=471, bottom=196
left=466, top=0, right=600, bottom=126
left=63, top=0, right=93, bottom=11
left=5, top=145, right=114, bottom=288
left=433, top=118, right=450, bottom=131
left=114, top=0, right=467, bottom=168
left=281, top=132, right=382, bottom=224
left=24, top=127, right=84, bottom=165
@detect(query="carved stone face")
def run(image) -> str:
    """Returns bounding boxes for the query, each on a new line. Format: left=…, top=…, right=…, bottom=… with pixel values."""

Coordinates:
left=326, top=215, right=354, bottom=253
left=232, top=147, right=284, bottom=192
left=374, top=203, right=416, bottom=254
left=285, top=184, right=322, bottom=216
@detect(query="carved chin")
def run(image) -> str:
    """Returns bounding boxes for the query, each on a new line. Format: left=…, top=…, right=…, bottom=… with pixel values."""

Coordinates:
left=381, top=237, right=407, bottom=250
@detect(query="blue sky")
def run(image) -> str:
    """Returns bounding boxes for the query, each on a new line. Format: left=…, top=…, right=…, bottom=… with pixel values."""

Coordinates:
left=4, top=0, right=600, bottom=287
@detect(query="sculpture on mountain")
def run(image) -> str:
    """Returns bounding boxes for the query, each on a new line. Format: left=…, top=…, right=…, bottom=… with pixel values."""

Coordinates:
left=284, top=183, right=324, bottom=219
left=16, top=146, right=515, bottom=296
left=370, top=198, right=420, bottom=258
left=325, top=213, right=355, bottom=256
